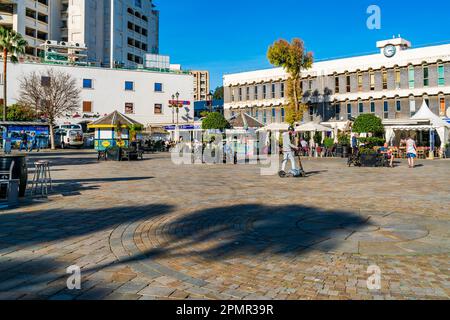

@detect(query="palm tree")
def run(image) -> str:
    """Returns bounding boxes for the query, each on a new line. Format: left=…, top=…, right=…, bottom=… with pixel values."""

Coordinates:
left=0, top=27, right=28, bottom=121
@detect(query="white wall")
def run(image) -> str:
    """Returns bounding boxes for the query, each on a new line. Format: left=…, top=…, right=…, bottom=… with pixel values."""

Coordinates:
left=2, top=62, right=194, bottom=128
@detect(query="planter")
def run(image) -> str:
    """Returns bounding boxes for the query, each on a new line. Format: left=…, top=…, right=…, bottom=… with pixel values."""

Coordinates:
left=342, top=146, right=350, bottom=158
left=0, top=155, right=28, bottom=197
left=335, top=144, right=343, bottom=157
left=360, top=153, right=378, bottom=167
left=106, top=148, right=122, bottom=161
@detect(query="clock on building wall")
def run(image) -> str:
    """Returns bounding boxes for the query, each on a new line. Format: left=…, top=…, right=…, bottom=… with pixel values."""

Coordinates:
left=383, top=45, right=397, bottom=58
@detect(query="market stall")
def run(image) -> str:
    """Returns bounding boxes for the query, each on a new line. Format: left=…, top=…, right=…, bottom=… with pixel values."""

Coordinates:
left=88, top=111, right=143, bottom=152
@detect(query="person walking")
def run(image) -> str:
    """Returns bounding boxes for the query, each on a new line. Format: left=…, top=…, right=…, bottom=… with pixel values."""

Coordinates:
left=28, top=132, right=36, bottom=152
left=19, top=130, right=28, bottom=152
left=406, top=136, right=417, bottom=169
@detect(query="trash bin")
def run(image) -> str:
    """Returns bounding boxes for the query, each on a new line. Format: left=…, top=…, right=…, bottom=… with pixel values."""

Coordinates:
left=0, top=155, right=28, bottom=197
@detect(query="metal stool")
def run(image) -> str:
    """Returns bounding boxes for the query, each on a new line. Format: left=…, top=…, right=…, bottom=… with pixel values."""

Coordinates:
left=30, top=161, right=52, bottom=197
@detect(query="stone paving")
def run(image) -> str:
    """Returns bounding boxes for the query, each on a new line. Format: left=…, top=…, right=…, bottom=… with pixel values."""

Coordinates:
left=0, top=149, right=449, bottom=300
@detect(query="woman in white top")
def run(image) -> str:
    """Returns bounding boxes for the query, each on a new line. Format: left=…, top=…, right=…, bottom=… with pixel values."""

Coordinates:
left=406, top=136, right=417, bottom=169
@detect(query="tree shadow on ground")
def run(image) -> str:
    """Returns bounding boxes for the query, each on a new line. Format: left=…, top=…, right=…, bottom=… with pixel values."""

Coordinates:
left=121, top=204, right=371, bottom=264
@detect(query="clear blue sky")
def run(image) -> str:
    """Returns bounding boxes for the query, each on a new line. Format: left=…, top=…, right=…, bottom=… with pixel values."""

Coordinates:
left=156, top=0, right=450, bottom=89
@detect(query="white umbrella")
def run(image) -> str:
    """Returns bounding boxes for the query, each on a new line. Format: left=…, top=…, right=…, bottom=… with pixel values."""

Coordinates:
left=257, top=123, right=290, bottom=132
left=295, top=122, right=332, bottom=132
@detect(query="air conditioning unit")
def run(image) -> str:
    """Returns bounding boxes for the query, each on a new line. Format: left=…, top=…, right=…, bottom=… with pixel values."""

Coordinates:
left=45, top=40, right=58, bottom=46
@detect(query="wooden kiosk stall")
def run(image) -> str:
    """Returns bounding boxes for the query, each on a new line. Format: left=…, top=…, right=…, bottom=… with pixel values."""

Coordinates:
left=88, top=111, right=144, bottom=161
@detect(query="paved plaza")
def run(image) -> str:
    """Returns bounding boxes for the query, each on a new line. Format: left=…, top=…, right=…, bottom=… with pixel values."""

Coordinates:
left=0, top=150, right=449, bottom=300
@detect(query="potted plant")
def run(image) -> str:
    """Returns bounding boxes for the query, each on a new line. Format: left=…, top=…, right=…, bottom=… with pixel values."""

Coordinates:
left=337, top=133, right=350, bottom=157
left=352, top=114, right=385, bottom=167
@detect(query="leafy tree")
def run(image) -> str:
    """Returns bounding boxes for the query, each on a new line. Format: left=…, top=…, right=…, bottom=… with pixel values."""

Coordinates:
left=202, top=112, right=230, bottom=130
left=18, top=69, right=81, bottom=149
left=213, top=86, right=224, bottom=100
left=0, top=27, right=28, bottom=121
left=267, top=38, right=313, bottom=124
left=352, top=114, right=384, bottom=136
left=0, top=103, right=37, bottom=121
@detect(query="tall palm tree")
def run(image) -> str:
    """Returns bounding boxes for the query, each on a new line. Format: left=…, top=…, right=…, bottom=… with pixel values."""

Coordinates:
left=0, top=27, right=28, bottom=121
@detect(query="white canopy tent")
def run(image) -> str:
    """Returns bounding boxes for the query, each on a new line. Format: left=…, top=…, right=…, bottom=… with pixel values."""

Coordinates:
left=385, top=101, right=450, bottom=151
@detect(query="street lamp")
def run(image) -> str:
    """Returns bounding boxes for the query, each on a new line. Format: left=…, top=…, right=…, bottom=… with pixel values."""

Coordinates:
left=207, top=91, right=214, bottom=113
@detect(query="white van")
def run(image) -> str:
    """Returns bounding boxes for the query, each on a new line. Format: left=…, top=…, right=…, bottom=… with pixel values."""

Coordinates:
left=54, top=127, right=84, bottom=149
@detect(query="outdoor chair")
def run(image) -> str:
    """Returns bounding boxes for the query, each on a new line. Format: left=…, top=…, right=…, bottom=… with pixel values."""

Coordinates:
left=0, top=161, right=19, bottom=206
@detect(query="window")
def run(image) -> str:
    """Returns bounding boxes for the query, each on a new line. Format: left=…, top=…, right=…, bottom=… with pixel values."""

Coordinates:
left=396, top=100, right=401, bottom=112
left=423, top=66, right=429, bottom=87
left=41, top=76, right=51, bottom=87
left=347, top=103, right=352, bottom=115
left=255, top=109, right=259, bottom=119
left=408, top=66, right=415, bottom=89
left=246, top=87, right=250, bottom=100
left=263, top=85, right=267, bottom=99
left=359, top=102, right=364, bottom=113
left=125, top=81, right=134, bottom=91
left=439, top=97, right=446, bottom=116
left=370, top=101, right=375, bottom=113
left=82, top=79, right=93, bottom=89
left=154, top=104, right=162, bottom=114
left=254, top=86, right=258, bottom=100
left=125, top=103, right=134, bottom=114
left=308, top=80, right=313, bottom=91
left=280, top=83, right=285, bottom=98
left=281, top=108, right=285, bottom=122
left=438, top=64, right=445, bottom=86
left=382, top=70, right=388, bottom=90
left=238, top=88, right=242, bottom=101
left=154, top=83, right=163, bottom=92
left=334, top=76, right=339, bottom=94
left=346, top=75, right=351, bottom=93
left=383, top=101, right=389, bottom=119
left=370, top=72, right=375, bottom=91
left=357, top=73, right=363, bottom=92
left=335, top=103, right=341, bottom=119
left=272, top=108, right=276, bottom=122
left=271, top=83, right=276, bottom=98
left=395, top=69, right=401, bottom=89
left=231, top=89, right=235, bottom=102
left=263, top=110, right=267, bottom=124
left=82, top=101, right=92, bottom=113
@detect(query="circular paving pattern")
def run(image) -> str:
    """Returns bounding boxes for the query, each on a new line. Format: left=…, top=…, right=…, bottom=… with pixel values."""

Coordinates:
left=109, top=205, right=449, bottom=299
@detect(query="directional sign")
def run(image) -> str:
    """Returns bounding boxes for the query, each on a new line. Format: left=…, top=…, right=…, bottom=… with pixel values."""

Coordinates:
left=169, top=100, right=191, bottom=106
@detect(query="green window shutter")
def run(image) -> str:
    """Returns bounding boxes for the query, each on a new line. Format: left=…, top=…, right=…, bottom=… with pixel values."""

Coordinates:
left=408, top=66, right=415, bottom=89
left=438, top=65, right=445, bottom=86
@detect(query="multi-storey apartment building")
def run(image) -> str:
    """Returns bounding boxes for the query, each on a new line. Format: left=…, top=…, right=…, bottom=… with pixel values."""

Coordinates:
left=223, top=38, right=450, bottom=125
left=191, top=70, right=210, bottom=101
left=0, top=0, right=159, bottom=67
left=0, top=0, right=52, bottom=59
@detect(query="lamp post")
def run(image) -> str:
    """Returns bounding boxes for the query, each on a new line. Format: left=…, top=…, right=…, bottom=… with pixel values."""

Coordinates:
left=207, top=91, right=214, bottom=113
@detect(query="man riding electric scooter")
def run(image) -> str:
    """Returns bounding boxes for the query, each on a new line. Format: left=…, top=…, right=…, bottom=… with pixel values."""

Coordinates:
left=279, top=126, right=306, bottom=178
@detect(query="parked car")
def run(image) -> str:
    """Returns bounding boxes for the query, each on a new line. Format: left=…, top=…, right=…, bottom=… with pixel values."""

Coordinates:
left=54, top=128, right=84, bottom=149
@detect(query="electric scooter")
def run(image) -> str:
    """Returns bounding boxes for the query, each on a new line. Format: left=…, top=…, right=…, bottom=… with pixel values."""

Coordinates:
left=278, top=152, right=307, bottom=178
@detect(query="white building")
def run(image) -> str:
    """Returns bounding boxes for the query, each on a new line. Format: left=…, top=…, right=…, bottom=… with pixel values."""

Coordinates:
left=0, top=0, right=159, bottom=67
left=1, top=61, right=194, bottom=128
left=223, top=37, right=450, bottom=125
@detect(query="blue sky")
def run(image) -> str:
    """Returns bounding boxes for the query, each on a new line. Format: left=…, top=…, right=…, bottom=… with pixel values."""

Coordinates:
left=157, top=0, right=450, bottom=89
